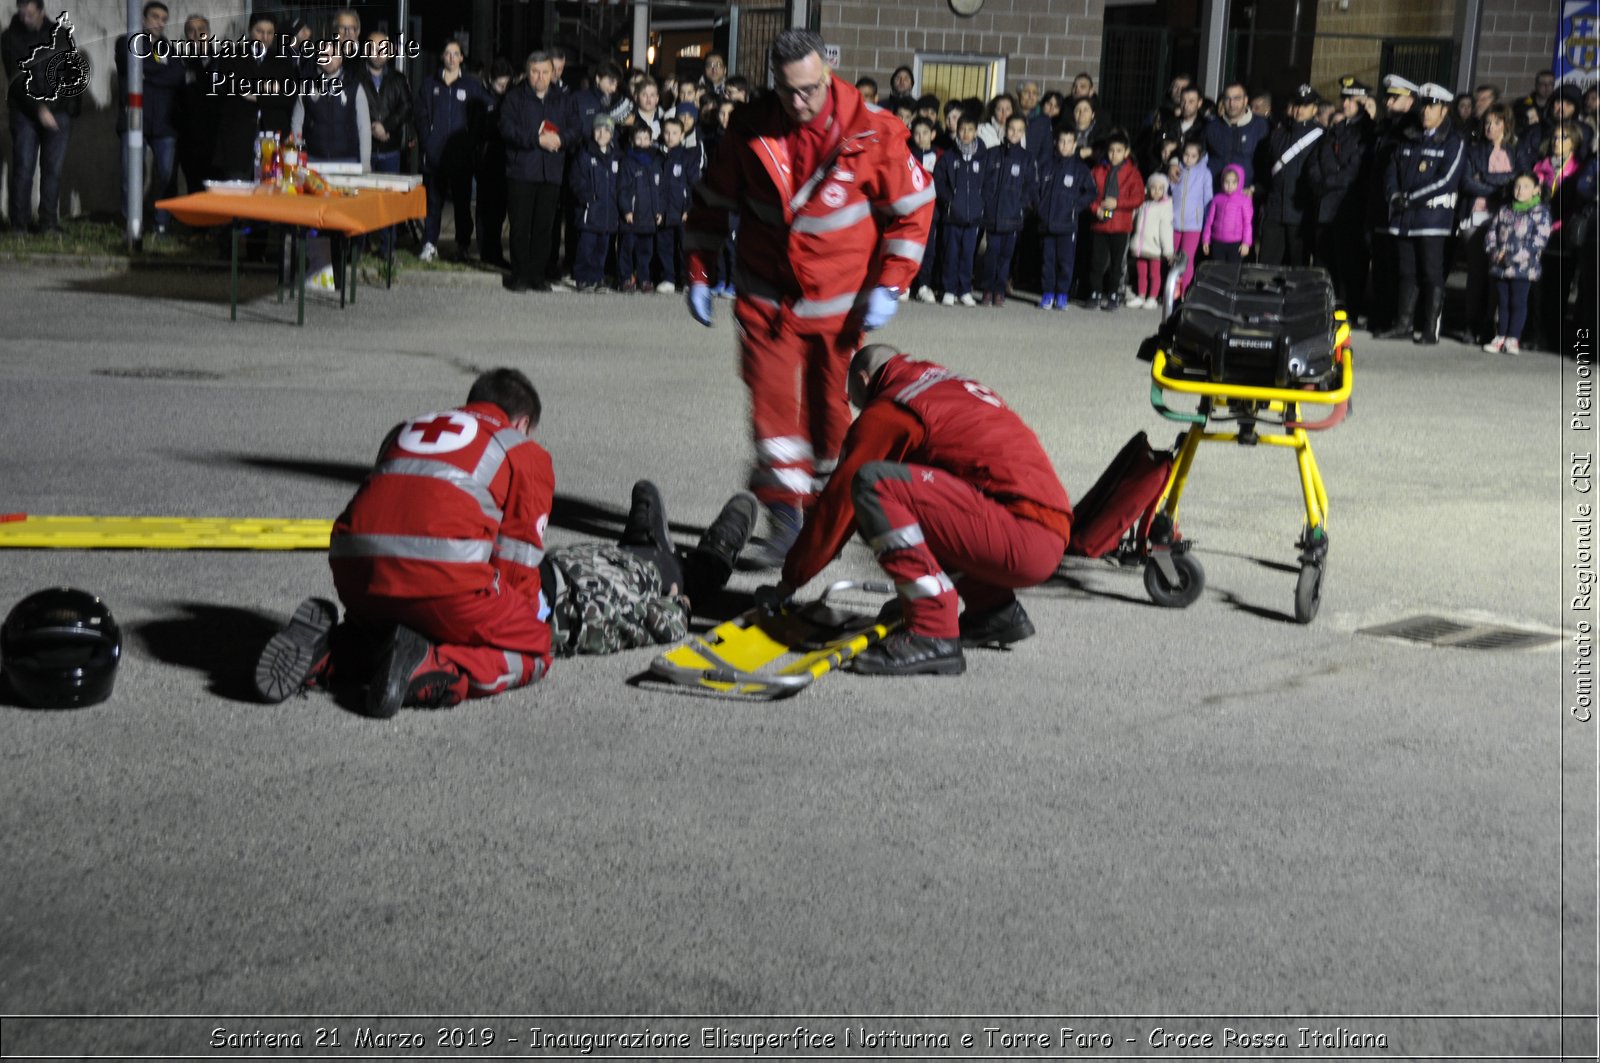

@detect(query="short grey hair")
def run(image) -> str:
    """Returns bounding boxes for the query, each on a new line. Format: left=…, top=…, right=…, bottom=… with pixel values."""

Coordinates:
left=770, top=29, right=826, bottom=71
left=525, top=50, right=554, bottom=68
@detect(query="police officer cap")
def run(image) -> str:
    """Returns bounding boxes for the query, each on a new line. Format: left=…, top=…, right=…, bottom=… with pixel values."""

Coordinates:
left=1339, top=75, right=1372, bottom=98
left=1291, top=83, right=1320, bottom=106
left=1417, top=82, right=1452, bottom=105
left=1383, top=74, right=1419, bottom=97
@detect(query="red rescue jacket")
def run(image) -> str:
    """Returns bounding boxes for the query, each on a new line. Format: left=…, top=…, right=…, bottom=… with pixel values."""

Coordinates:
left=685, top=78, right=935, bottom=335
left=782, top=356, right=1073, bottom=588
left=330, top=401, right=555, bottom=606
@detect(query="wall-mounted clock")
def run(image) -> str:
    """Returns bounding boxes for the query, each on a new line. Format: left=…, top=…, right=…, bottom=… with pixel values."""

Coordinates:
left=949, top=0, right=985, bottom=16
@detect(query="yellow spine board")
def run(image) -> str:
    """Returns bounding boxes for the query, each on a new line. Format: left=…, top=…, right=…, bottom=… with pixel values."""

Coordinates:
left=0, top=516, right=334, bottom=550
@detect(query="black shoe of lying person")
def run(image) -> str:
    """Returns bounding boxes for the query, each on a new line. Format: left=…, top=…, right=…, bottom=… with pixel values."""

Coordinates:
left=619, top=479, right=673, bottom=554
left=687, top=492, right=758, bottom=586
left=849, top=630, right=966, bottom=676
left=958, top=599, right=1036, bottom=649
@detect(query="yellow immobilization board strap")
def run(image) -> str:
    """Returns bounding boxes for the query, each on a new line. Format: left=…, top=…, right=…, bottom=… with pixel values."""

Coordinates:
left=0, top=515, right=334, bottom=550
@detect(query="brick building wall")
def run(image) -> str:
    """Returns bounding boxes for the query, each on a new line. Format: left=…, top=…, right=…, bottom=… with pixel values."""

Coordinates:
left=819, top=0, right=1108, bottom=96
left=1473, top=0, right=1562, bottom=95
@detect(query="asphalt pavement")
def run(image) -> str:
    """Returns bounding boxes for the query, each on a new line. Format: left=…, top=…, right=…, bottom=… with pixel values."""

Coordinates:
left=0, top=263, right=1591, bottom=1059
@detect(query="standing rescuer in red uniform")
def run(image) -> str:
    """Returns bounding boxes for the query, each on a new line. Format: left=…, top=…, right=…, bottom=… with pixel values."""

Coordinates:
left=765, top=345, right=1074, bottom=677
left=684, top=29, right=936, bottom=569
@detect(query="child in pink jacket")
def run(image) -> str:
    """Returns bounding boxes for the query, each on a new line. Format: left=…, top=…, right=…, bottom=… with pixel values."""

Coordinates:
left=1201, top=163, right=1253, bottom=264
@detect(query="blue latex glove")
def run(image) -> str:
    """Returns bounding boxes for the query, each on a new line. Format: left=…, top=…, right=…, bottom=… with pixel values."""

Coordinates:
left=862, top=286, right=900, bottom=331
left=688, top=283, right=715, bottom=327
left=754, top=582, right=795, bottom=614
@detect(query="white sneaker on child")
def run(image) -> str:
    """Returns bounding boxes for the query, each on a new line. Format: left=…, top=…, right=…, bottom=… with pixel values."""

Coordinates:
left=959, top=293, right=978, bottom=307
left=657, top=281, right=676, bottom=294
left=916, top=285, right=936, bottom=303
left=418, top=243, right=438, bottom=262
left=1126, top=294, right=1147, bottom=309
left=1504, top=338, right=1520, bottom=354
left=940, top=293, right=957, bottom=306
left=1482, top=336, right=1505, bottom=353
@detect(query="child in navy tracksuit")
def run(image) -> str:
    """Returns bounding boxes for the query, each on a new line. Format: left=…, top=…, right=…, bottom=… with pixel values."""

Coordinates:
left=979, top=114, right=1036, bottom=306
left=569, top=114, right=620, bottom=291
left=934, top=113, right=988, bottom=305
left=1034, top=127, right=1095, bottom=309
left=910, top=117, right=943, bottom=301
left=618, top=123, right=664, bottom=293
left=654, top=117, right=700, bottom=292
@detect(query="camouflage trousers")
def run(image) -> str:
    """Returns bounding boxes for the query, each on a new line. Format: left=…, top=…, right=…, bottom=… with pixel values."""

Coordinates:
left=547, top=543, right=689, bottom=657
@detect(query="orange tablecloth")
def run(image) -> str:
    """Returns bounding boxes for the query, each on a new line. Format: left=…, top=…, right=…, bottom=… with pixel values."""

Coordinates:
left=155, top=185, right=426, bottom=236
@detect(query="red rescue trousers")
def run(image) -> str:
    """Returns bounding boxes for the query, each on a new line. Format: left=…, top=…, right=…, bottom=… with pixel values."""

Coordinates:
left=852, top=461, right=1067, bottom=638
left=735, top=296, right=862, bottom=509
left=336, top=579, right=552, bottom=702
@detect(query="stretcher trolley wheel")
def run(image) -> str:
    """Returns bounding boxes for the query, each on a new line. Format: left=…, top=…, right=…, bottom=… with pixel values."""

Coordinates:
left=1293, top=530, right=1329, bottom=624
left=1143, top=547, right=1205, bottom=608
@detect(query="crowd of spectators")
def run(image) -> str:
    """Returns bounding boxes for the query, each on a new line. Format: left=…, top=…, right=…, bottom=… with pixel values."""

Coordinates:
left=3, top=0, right=1595, bottom=349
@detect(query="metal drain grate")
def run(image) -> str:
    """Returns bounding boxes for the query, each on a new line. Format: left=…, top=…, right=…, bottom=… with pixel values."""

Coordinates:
left=93, top=367, right=224, bottom=381
left=1358, top=615, right=1560, bottom=651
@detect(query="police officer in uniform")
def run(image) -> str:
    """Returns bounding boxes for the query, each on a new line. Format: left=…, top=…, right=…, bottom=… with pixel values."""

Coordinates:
left=1377, top=82, right=1464, bottom=345
left=1365, top=75, right=1419, bottom=333
left=1307, top=77, right=1375, bottom=318
left=1258, top=84, right=1324, bottom=266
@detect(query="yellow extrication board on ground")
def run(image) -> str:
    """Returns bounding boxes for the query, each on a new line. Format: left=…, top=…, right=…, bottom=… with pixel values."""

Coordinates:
left=0, top=515, right=334, bottom=550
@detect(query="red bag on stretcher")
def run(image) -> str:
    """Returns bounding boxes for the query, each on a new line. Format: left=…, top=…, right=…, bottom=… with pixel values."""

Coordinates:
left=1066, top=431, right=1173, bottom=560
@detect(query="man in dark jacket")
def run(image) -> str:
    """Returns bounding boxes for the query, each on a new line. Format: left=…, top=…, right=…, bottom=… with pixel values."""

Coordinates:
left=1307, top=76, right=1375, bottom=318
left=115, top=2, right=186, bottom=232
left=499, top=50, right=568, bottom=292
left=1365, top=74, right=1419, bottom=334
left=1205, top=82, right=1270, bottom=191
left=177, top=14, right=217, bottom=192
left=3, top=0, right=79, bottom=233
left=357, top=30, right=412, bottom=176
left=1258, top=84, right=1323, bottom=266
left=208, top=11, right=298, bottom=180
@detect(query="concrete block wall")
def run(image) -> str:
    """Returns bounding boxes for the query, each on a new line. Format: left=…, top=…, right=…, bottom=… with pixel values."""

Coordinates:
left=820, top=0, right=1107, bottom=96
left=1473, top=0, right=1561, bottom=94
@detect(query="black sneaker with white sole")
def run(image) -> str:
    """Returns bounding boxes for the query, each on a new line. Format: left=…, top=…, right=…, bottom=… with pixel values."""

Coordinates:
left=619, top=479, right=673, bottom=554
left=253, top=597, right=339, bottom=703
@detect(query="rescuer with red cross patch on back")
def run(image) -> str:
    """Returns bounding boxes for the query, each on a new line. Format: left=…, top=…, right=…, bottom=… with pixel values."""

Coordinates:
left=764, top=345, right=1074, bottom=677
left=683, top=29, right=936, bottom=571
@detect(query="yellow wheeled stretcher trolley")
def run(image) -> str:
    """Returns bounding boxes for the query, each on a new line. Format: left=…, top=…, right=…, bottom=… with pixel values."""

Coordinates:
left=650, top=580, right=901, bottom=698
left=1141, top=261, right=1354, bottom=623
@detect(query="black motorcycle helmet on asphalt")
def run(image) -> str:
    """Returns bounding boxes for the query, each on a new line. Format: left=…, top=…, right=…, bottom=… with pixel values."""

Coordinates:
left=2, top=588, right=122, bottom=708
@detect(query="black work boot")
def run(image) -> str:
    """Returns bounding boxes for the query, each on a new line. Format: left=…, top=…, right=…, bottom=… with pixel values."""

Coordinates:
left=1416, top=289, right=1444, bottom=345
left=958, top=599, right=1036, bottom=649
left=254, top=597, right=339, bottom=703
left=737, top=503, right=803, bottom=571
left=684, top=491, right=758, bottom=599
left=849, top=630, right=966, bottom=676
left=366, top=625, right=462, bottom=718
left=1374, top=283, right=1416, bottom=340
left=619, top=479, right=672, bottom=554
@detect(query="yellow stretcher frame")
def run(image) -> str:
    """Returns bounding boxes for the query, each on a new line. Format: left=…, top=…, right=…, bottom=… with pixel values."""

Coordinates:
left=0, top=515, right=334, bottom=550
left=1147, top=315, right=1354, bottom=623
left=650, top=580, right=901, bottom=698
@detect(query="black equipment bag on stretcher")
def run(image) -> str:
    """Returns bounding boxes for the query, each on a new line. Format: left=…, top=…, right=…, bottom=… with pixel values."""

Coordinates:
left=1168, top=263, right=1337, bottom=388
left=1066, top=431, right=1173, bottom=560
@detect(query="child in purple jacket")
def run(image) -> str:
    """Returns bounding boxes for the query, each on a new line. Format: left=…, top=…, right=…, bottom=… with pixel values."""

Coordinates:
left=1201, top=163, right=1253, bottom=264
left=1482, top=172, right=1553, bottom=354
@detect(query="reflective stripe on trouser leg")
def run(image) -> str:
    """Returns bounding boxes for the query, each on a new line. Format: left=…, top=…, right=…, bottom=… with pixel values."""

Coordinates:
left=439, top=645, right=547, bottom=699
left=737, top=298, right=813, bottom=508
left=852, top=461, right=959, bottom=637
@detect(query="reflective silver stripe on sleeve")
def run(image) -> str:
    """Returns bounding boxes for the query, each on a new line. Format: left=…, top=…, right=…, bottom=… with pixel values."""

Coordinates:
left=885, top=184, right=937, bottom=216
left=896, top=572, right=956, bottom=600
left=881, top=237, right=927, bottom=264
left=792, top=291, right=861, bottom=318
left=750, top=466, right=816, bottom=494
left=791, top=199, right=872, bottom=234
left=871, top=523, right=926, bottom=555
left=329, top=534, right=494, bottom=564
left=756, top=435, right=814, bottom=465
left=493, top=534, right=546, bottom=568
left=374, top=459, right=504, bottom=522
left=894, top=369, right=964, bottom=402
